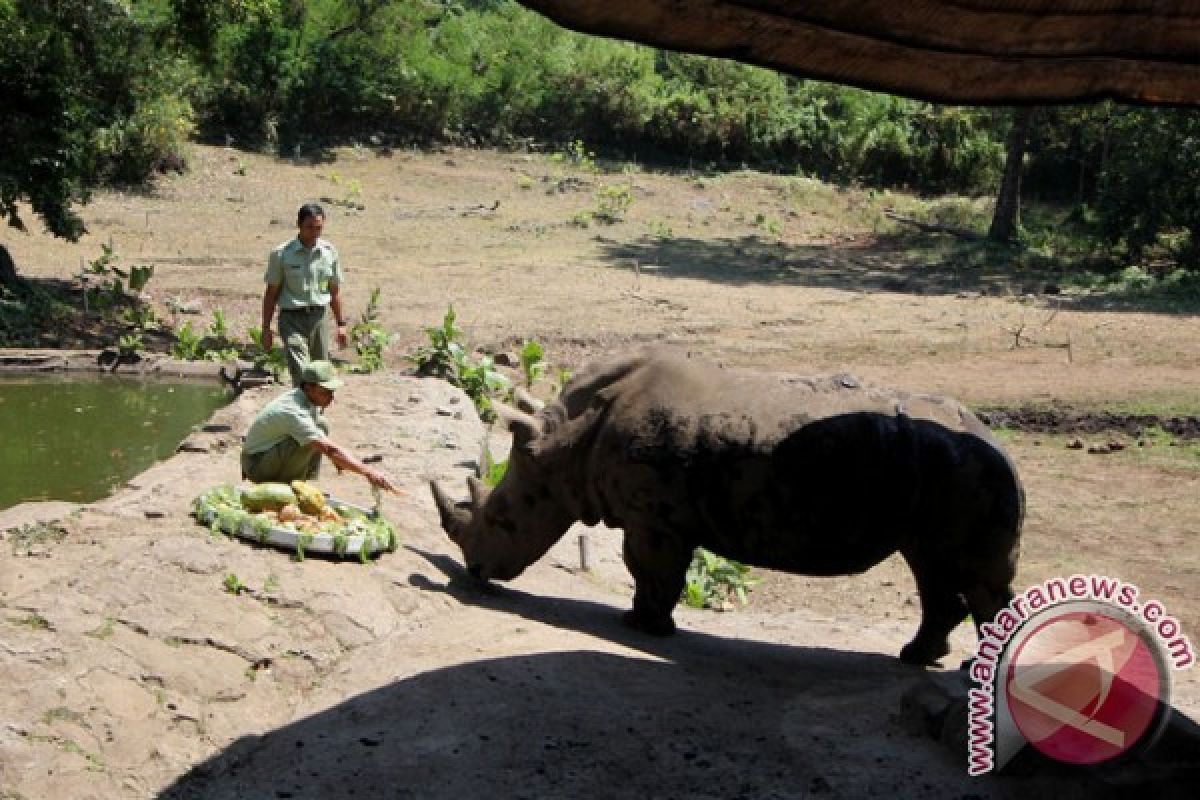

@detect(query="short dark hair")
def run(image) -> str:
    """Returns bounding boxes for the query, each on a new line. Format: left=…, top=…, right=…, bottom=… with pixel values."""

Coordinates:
left=297, top=203, right=326, bottom=225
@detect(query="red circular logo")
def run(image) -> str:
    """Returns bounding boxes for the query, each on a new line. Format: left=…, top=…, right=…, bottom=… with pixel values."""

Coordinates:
left=1005, top=609, right=1165, bottom=765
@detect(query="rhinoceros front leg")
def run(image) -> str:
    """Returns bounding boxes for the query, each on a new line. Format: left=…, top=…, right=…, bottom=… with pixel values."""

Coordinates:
left=621, top=528, right=693, bottom=636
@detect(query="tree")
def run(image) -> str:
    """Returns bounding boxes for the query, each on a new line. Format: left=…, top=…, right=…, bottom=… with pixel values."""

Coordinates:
left=988, top=108, right=1031, bottom=242
left=0, top=1, right=195, bottom=241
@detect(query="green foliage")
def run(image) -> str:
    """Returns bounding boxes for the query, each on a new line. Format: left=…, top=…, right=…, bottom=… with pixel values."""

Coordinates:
left=0, top=282, right=73, bottom=347
left=407, top=305, right=510, bottom=421
left=84, top=244, right=156, bottom=311
left=408, top=305, right=466, bottom=380
left=648, top=219, right=674, bottom=239
left=222, top=573, right=248, bottom=595
left=0, top=1, right=197, bottom=238
left=171, top=321, right=204, bottom=360
left=349, top=287, right=393, bottom=374
left=552, top=140, right=598, bottom=173
left=681, top=548, right=760, bottom=611
left=518, top=340, right=546, bottom=388
left=481, top=448, right=509, bottom=488
left=8, top=521, right=69, bottom=556
left=456, top=352, right=511, bottom=422
left=13, top=0, right=1200, bottom=278
left=117, top=333, right=145, bottom=356
left=592, top=183, right=634, bottom=224
left=247, top=326, right=288, bottom=379
left=207, top=307, right=230, bottom=340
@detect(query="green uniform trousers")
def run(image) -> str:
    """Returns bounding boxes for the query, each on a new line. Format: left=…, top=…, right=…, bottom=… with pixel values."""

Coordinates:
left=278, top=306, right=332, bottom=386
left=240, top=419, right=330, bottom=483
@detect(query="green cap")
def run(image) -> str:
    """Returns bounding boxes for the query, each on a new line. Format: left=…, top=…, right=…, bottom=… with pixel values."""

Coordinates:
left=300, top=360, right=344, bottom=390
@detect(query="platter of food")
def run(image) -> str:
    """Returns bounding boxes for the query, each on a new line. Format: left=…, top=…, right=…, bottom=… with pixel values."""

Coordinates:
left=193, top=481, right=398, bottom=561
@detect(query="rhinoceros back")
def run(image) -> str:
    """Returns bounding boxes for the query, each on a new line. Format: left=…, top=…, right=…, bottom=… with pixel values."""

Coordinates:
left=552, top=350, right=1021, bottom=577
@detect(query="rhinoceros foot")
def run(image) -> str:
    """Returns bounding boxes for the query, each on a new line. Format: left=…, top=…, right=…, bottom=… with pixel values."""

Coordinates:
left=622, top=609, right=677, bottom=636
left=899, top=637, right=951, bottom=667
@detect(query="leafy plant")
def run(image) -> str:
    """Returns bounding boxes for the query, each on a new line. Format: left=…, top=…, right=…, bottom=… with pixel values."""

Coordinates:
left=649, top=219, right=674, bottom=239
left=519, top=339, right=546, bottom=387
left=481, top=442, right=509, bottom=488
left=593, top=183, right=634, bottom=224
left=247, top=326, right=287, bottom=380
left=562, top=139, right=599, bottom=173
left=455, top=351, right=511, bottom=422
left=8, top=521, right=69, bottom=556
left=171, top=321, right=204, bottom=360
left=681, top=548, right=760, bottom=610
left=208, top=308, right=230, bottom=340
left=349, top=287, right=393, bottom=374
left=83, top=243, right=154, bottom=310
left=222, top=573, right=248, bottom=595
left=407, top=306, right=514, bottom=419
left=121, top=303, right=159, bottom=331
left=408, top=305, right=466, bottom=379
left=117, top=332, right=144, bottom=357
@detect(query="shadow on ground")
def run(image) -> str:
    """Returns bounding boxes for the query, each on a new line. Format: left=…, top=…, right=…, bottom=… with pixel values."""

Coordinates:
left=158, top=551, right=1198, bottom=800
left=597, top=233, right=1199, bottom=316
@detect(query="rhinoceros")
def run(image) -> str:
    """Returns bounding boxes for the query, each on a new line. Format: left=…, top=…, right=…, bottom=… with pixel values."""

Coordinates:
left=431, top=350, right=1024, bottom=665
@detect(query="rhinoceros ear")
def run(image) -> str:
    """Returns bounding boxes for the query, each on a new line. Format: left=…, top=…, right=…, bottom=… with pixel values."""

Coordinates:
left=512, top=387, right=545, bottom=415
left=494, top=401, right=544, bottom=447
left=429, top=480, right=471, bottom=541
left=467, top=474, right=491, bottom=508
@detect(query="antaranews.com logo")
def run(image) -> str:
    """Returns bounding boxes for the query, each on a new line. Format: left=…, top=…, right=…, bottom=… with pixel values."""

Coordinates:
left=967, top=574, right=1194, bottom=775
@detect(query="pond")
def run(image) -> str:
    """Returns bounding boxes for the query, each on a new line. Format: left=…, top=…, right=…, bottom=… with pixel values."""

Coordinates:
left=0, top=373, right=230, bottom=510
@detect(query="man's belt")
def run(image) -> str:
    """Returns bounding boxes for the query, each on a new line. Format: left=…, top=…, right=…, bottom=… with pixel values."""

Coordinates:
left=280, top=305, right=326, bottom=313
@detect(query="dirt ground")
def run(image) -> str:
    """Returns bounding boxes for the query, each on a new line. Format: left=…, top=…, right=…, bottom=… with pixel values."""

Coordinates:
left=2, top=143, right=1198, bottom=798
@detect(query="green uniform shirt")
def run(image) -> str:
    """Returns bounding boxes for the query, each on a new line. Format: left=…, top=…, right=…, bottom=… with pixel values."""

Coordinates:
left=265, top=237, right=343, bottom=308
left=242, top=388, right=328, bottom=456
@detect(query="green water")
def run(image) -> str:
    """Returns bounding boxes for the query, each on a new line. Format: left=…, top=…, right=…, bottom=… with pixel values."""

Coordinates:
left=0, top=374, right=230, bottom=510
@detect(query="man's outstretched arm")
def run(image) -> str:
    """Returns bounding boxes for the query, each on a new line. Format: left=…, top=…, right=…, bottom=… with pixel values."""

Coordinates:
left=311, top=437, right=400, bottom=493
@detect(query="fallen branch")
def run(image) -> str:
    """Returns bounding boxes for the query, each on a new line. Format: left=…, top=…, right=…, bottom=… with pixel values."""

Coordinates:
left=884, top=210, right=985, bottom=241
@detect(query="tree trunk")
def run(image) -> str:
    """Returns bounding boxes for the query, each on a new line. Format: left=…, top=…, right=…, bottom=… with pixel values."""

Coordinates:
left=989, top=108, right=1032, bottom=242
left=0, top=244, right=21, bottom=289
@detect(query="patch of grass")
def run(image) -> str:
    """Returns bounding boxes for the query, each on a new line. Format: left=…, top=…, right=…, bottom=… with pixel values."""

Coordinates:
left=988, top=427, right=1019, bottom=444
left=13, top=613, right=51, bottom=631
left=60, top=738, right=106, bottom=772
left=222, top=573, right=248, bottom=595
left=85, top=618, right=116, bottom=639
left=8, top=521, right=68, bottom=556
left=1061, top=266, right=1200, bottom=312
left=41, top=706, right=84, bottom=726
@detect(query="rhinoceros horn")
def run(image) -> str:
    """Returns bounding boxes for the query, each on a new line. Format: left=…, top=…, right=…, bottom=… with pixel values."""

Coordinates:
left=494, top=401, right=544, bottom=446
left=512, top=387, right=545, bottom=415
left=467, top=474, right=491, bottom=508
left=430, top=480, right=471, bottom=540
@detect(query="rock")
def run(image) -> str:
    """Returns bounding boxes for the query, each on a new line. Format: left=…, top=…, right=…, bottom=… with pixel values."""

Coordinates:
left=1067, top=438, right=1084, bottom=450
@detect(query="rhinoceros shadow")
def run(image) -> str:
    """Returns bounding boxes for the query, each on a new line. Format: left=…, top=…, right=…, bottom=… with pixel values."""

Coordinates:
left=158, top=549, right=1198, bottom=800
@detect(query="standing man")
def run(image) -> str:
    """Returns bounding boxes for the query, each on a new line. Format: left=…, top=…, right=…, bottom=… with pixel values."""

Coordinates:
left=261, top=203, right=350, bottom=386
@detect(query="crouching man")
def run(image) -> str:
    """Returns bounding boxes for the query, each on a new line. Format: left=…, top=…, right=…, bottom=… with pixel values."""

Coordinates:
left=240, top=360, right=399, bottom=493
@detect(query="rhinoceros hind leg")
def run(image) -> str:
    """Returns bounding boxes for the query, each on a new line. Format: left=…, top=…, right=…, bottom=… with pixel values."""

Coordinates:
left=900, top=552, right=970, bottom=666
